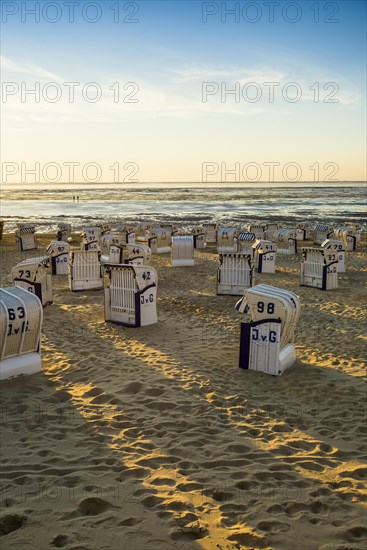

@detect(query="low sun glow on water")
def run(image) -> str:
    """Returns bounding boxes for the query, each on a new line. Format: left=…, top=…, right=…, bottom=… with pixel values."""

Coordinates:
left=1, top=182, right=366, bottom=232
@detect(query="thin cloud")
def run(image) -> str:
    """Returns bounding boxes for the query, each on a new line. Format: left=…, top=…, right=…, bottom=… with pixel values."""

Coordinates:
left=1, top=55, right=64, bottom=82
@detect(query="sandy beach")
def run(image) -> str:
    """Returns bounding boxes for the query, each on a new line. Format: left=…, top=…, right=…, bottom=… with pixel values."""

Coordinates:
left=0, top=231, right=366, bottom=550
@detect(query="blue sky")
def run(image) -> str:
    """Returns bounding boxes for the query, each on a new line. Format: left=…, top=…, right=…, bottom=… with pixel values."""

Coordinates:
left=1, top=0, right=366, bottom=182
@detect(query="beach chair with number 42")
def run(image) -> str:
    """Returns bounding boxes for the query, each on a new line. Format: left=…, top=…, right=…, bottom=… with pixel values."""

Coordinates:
left=104, top=264, right=158, bottom=327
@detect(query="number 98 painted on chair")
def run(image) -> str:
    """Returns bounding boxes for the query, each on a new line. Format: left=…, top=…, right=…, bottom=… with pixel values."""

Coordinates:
left=235, top=284, right=300, bottom=375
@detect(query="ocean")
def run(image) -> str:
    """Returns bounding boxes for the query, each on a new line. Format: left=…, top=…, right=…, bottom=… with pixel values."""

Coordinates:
left=1, top=182, right=366, bottom=232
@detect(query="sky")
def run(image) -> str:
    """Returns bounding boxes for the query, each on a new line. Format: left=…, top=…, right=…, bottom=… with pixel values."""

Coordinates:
left=1, top=0, right=366, bottom=183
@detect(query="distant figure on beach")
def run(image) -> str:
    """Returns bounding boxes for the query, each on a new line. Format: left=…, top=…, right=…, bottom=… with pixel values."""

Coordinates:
left=73, top=195, right=75, bottom=202
left=77, top=196, right=80, bottom=202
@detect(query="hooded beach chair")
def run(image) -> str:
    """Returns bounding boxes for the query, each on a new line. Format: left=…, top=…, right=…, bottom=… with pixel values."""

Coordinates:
left=191, top=226, right=207, bottom=249
left=334, top=226, right=357, bottom=251
left=101, top=243, right=151, bottom=266
left=344, top=222, right=361, bottom=242
left=100, top=233, right=125, bottom=256
left=202, top=223, right=218, bottom=244
left=300, top=248, right=338, bottom=290
left=57, top=223, right=71, bottom=240
left=264, top=223, right=281, bottom=241
left=116, top=225, right=136, bottom=244
left=69, top=251, right=103, bottom=291
left=149, top=227, right=172, bottom=253
left=314, top=224, right=334, bottom=245
left=217, top=228, right=238, bottom=253
left=81, top=227, right=102, bottom=251
left=47, top=240, right=70, bottom=275
left=252, top=240, right=277, bottom=273
left=11, top=256, right=52, bottom=306
left=15, top=224, right=37, bottom=251
left=0, top=286, right=43, bottom=379
left=272, top=228, right=297, bottom=254
left=171, top=235, right=194, bottom=266
left=237, top=232, right=256, bottom=255
left=296, top=221, right=312, bottom=241
left=217, top=253, right=254, bottom=295
left=321, top=239, right=346, bottom=272
left=248, top=223, right=266, bottom=240
left=235, top=284, right=300, bottom=375
left=135, top=222, right=152, bottom=242
left=104, top=264, right=158, bottom=327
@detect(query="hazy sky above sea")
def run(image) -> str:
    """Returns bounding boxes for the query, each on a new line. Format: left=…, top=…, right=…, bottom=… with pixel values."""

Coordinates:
left=1, top=0, right=366, bottom=183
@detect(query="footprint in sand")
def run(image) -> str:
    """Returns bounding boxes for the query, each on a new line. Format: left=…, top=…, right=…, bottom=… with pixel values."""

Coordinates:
left=257, top=519, right=291, bottom=533
left=170, top=521, right=208, bottom=541
left=121, top=381, right=144, bottom=394
left=227, top=532, right=268, bottom=548
left=144, top=387, right=166, bottom=397
left=77, top=497, right=112, bottom=516
left=51, top=534, right=69, bottom=547
left=342, top=526, right=367, bottom=543
left=141, top=495, right=164, bottom=508
left=149, top=477, right=176, bottom=487
left=0, top=514, right=26, bottom=536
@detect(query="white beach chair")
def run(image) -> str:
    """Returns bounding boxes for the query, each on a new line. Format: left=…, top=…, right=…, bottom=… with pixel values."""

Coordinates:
left=344, top=222, right=361, bottom=242
left=57, top=223, right=71, bottom=241
left=321, top=239, right=346, bottom=272
left=314, top=224, right=334, bottom=245
left=252, top=240, right=277, bottom=273
left=202, top=223, right=218, bottom=244
left=296, top=221, right=312, bottom=241
left=237, top=232, right=256, bottom=255
left=248, top=223, right=266, bottom=240
left=264, top=223, right=281, bottom=241
left=47, top=241, right=70, bottom=275
left=235, top=284, right=300, bottom=375
left=69, top=251, right=103, bottom=291
left=102, top=243, right=151, bottom=266
left=0, top=286, right=43, bottom=379
left=81, top=227, right=101, bottom=252
left=191, top=226, right=207, bottom=249
left=300, top=248, right=338, bottom=290
left=11, top=256, right=52, bottom=306
left=104, top=264, right=158, bottom=327
left=217, top=228, right=238, bottom=253
left=116, top=225, right=136, bottom=244
left=171, top=235, right=194, bottom=266
left=334, top=226, right=357, bottom=251
left=149, top=227, right=172, bottom=253
left=96, top=223, right=111, bottom=236
left=15, top=224, right=37, bottom=251
left=272, top=228, right=297, bottom=254
left=134, top=222, right=152, bottom=242
left=100, top=233, right=125, bottom=256
left=217, top=253, right=254, bottom=295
